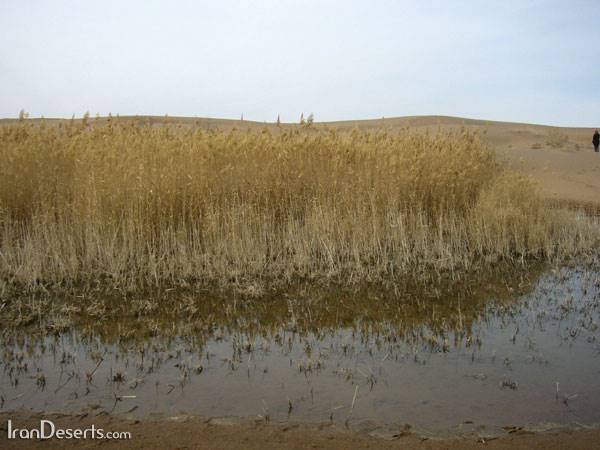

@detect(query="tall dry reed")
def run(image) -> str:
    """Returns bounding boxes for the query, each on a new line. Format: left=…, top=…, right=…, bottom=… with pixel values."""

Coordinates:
left=0, top=118, right=597, bottom=293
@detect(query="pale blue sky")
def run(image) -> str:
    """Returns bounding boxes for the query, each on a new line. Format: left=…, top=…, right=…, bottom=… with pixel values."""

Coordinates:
left=1, top=0, right=598, bottom=126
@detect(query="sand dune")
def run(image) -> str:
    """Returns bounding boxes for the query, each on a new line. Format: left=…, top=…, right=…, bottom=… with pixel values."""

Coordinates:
left=313, top=116, right=600, bottom=205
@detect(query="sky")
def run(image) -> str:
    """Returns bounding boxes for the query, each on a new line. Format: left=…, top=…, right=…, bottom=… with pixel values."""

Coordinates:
left=1, top=0, right=599, bottom=126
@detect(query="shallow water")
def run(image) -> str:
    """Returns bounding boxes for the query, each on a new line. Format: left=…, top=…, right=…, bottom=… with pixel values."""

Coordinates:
left=1, top=267, right=600, bottom=434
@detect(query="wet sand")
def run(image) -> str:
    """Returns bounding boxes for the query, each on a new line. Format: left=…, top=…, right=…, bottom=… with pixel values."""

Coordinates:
left=2, top=411, right=600, bottom=450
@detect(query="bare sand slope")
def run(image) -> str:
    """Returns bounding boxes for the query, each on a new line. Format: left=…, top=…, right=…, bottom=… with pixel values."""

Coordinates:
left=320, top=115, right=600, bottom=205
left=497, top=145, right=600, bottom=205
left=3, top=115, right=599, bottom=204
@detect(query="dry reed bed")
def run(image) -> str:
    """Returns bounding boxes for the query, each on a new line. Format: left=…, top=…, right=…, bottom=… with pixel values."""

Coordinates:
left=0, top=119, right=598, bottom=294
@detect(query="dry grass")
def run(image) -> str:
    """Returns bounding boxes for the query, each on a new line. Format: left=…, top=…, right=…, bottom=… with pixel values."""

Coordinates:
left=545, top=129, right=569, bottom=148
left=0, top=118, right=597, bottom=293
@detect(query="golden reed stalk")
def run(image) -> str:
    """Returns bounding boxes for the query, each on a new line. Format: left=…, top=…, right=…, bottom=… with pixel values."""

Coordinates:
left=0, top=118, right=597, bottom=293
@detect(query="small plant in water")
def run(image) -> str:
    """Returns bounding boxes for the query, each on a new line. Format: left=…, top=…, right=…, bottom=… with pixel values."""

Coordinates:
left=500, top=378, right=518, bottom=390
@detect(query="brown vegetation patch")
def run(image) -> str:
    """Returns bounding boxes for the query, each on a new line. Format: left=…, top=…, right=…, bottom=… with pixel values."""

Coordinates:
left=0, top=119, right=597, bottom=294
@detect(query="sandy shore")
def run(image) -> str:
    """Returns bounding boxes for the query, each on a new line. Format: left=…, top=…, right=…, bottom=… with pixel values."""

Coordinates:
left=1, top=412, right=599, bottom=450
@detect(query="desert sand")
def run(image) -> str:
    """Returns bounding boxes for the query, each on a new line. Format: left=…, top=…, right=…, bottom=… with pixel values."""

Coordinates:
left=321, top=115, right=600, bottom=206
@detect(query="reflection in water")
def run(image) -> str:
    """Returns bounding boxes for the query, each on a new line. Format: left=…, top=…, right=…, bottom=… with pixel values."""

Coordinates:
left=1, top=266, right=600, bottom=434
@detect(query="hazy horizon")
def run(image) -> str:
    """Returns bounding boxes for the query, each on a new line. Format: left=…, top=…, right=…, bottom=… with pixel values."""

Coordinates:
left=1, top=0, right=599, bottom=127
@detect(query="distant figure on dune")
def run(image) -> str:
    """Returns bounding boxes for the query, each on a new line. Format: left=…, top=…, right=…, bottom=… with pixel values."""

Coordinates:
left=593, top=130, right=600, bottom=152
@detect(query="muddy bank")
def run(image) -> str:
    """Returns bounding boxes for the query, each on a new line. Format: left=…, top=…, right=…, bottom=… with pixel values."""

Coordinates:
left=1, top=411, right=600, bottom=450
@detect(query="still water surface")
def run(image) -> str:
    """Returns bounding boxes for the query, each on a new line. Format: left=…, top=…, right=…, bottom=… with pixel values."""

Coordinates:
left=1, top=266, right=599, bottom=434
